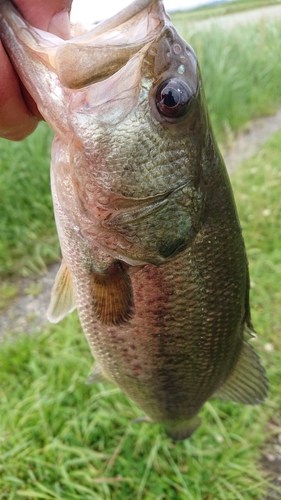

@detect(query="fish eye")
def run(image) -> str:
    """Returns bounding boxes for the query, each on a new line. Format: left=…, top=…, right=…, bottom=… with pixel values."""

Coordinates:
left=155, top=78, right=193, bottom=118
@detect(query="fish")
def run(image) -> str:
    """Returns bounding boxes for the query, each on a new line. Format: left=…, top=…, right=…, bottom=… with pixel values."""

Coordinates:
left=0, top=0, right=268, bottom=440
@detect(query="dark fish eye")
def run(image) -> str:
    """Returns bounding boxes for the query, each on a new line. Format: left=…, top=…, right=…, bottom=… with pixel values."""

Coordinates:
left=155, top=78, right=193, bottom=118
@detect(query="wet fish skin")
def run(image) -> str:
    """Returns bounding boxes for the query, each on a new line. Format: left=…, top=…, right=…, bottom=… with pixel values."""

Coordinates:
left=0, top=0, right=268, bottom=440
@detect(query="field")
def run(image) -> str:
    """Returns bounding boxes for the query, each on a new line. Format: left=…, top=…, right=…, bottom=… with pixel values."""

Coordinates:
left=174, top=0, right=281, bottom=22
left=1, top=5, right=281, bottom=500
left=177, top=14, right=281, bottom=142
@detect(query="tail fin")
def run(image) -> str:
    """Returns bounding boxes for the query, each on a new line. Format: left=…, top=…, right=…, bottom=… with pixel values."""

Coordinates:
left=165, top=417, right=201, bottom=441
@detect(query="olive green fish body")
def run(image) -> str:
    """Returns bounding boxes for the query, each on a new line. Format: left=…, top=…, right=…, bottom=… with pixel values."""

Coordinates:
left=53, top=132, right=250, bottom=438
left=0, top=0, right=268, bottom=440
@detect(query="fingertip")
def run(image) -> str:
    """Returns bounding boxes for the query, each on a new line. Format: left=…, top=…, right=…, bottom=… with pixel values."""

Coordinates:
left=0, top=42, right=40, bottom=141
left=0, top=116, right=39, bottom=141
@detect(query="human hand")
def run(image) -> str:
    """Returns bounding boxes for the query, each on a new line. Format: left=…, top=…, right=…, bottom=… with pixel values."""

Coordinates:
left=0, top=0, right=72, bottom=140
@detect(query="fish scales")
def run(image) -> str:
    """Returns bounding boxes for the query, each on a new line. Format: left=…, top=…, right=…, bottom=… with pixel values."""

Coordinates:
left=0, top=0, right=268, bottom=440
left=73, top=166, right=246, bottom=419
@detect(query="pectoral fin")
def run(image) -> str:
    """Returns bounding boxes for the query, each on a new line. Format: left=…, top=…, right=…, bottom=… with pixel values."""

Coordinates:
left=92, top=262, right=134, bottom=326
left=47, top=260, right=76, bottom=323
left=214, top=340, right=268, bottom=405
left=86, top=364, right=111, bottom=385
left=131, top=416, right=152, bottom=424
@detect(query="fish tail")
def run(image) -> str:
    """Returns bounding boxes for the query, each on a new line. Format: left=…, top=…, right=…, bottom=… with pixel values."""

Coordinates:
left=165, top=416, right=201, bottom=441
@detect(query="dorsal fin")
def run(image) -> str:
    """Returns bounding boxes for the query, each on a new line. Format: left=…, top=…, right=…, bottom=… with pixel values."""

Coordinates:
left=214, top=340, right=268, bottom=405
left=47, top=259, right=76, bottom=323
left=92, top=262, right=134, bottom=326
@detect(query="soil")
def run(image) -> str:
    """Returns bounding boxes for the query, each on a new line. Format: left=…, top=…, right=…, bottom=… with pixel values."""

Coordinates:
left=223, top=107, right=281, bottom=174
left=0, top=262, right=60, bottom=339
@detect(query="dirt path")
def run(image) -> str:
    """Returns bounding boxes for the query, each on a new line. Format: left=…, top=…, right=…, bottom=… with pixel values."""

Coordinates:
left=0, top=262, right=60, bottom=339
left=223, top=107, right=281, bottom=174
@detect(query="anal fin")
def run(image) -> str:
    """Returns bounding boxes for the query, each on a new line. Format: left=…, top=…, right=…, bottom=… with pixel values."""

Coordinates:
left=92, top=261, right=134, bottom=326
left=214, top=340, right=268, bottom=405
left=47, top=259, right=76, bottom=323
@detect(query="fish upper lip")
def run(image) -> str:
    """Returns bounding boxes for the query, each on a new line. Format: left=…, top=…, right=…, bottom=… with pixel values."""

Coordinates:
left=53, top=0, right=166, bottom=88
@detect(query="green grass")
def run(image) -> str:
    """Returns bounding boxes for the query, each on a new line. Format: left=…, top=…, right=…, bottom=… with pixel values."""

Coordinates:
left=0, top=283, right=19, bottom=311
left=1, top=132, right=281, bottom=499
left=231, top=134, right=281, bottom=375
left=173, top=18, right=281, bottom=142
left=0, top=327, right=275, bottom=499
left=173, top=0, right=281, bottom=22
left=1, top=11, right=281, bottom=497
left=0, top=122, right=59, bottom=278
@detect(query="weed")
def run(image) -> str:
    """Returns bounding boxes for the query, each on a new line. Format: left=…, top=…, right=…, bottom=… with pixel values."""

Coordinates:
left=0, top=123, right=59, bottom=277
left=173, top=18, right=281, bottom=143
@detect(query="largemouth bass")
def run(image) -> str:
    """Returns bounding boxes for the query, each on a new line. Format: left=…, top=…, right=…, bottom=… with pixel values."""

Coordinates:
left=0, top=0, right=268, bottom=440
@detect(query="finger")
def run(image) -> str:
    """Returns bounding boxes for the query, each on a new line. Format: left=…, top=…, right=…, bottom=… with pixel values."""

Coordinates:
left=0, top=0, right=73, bottom=140
left=0, top=42, right=38, bottom=141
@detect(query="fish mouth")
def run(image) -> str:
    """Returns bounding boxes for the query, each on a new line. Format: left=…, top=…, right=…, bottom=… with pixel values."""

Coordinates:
left=55, top=0, right=166, bottom=88
left=0, top=0, right=168, bottom=89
